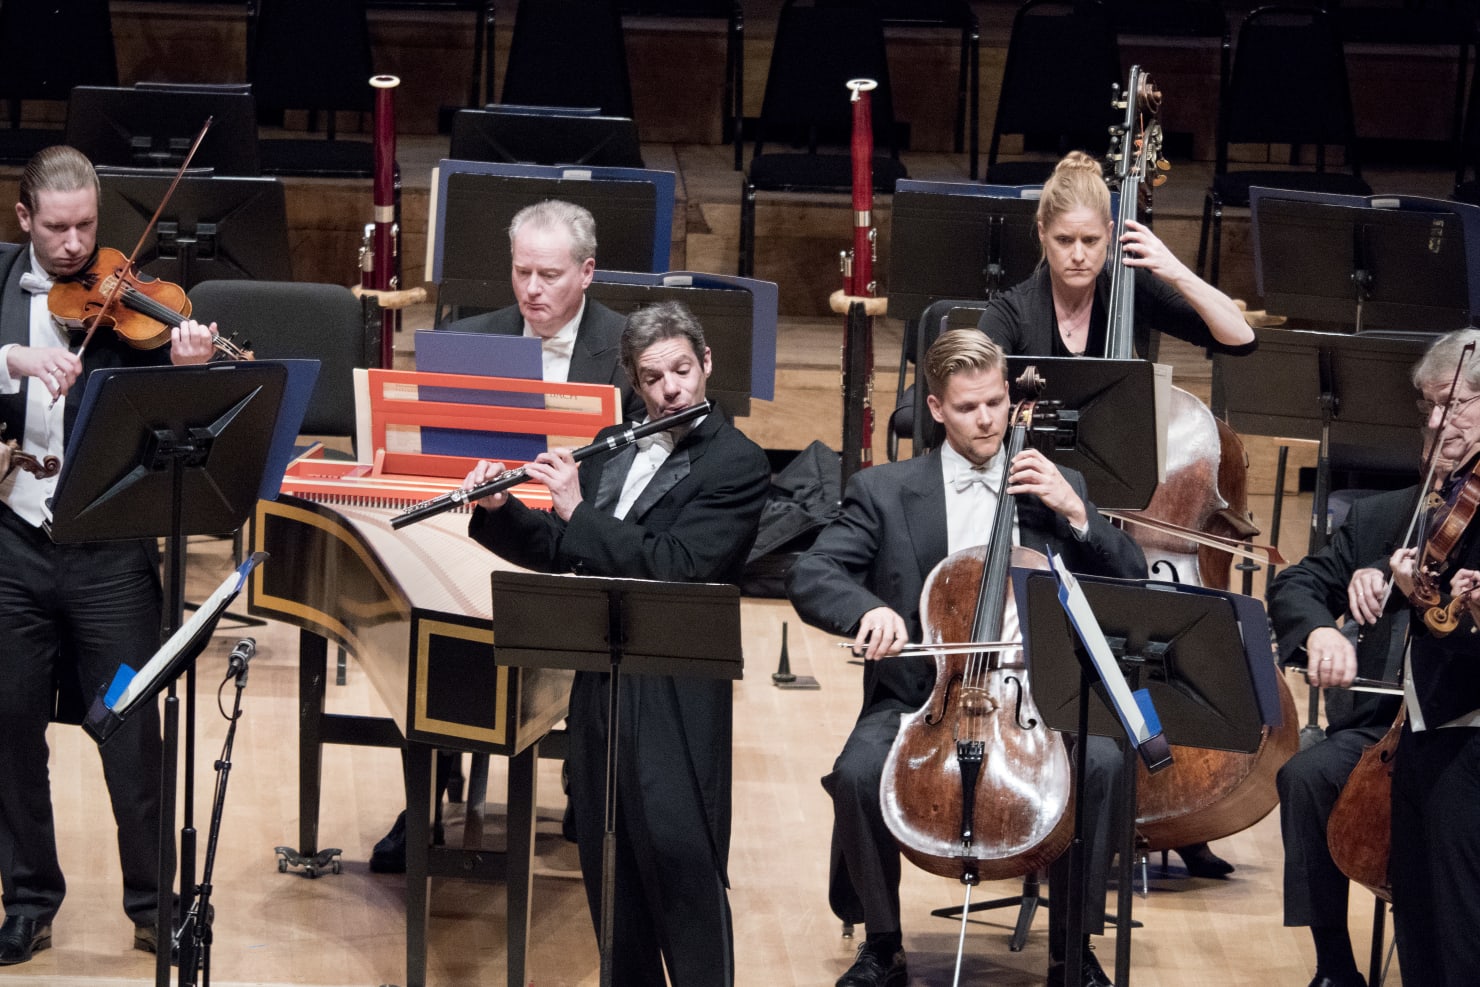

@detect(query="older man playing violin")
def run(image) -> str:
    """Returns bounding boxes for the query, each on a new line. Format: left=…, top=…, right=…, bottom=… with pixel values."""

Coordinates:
left=0, top=145, right=216, bottom=966
left=1377, top=328, right=1480, bottom=987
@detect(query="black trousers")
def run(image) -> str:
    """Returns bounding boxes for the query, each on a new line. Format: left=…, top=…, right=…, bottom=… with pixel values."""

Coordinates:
left=0, top=506, right=170, bottom=925
left=1276, top=724, right=1386, bottom=928
left=565, top=669, right=734, bottom=987
left=824, top=704, right=1126, bottom=950
left=1390, top=725, right=1480, bottom=987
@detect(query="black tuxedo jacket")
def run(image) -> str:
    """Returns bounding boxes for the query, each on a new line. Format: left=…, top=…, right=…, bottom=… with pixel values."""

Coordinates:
left=468, top=407, right=769, bottom=584
left=786, top=449, right=1148, bottom=712
left=0, top=243, right=169, bottom=450
left=441, top=297, right=643, bottom=421
left=1268, top=485, right=1415, bottom=734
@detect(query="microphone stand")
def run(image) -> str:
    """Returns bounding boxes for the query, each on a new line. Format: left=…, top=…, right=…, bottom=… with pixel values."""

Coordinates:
left=178, top=638, right=255, bottom=985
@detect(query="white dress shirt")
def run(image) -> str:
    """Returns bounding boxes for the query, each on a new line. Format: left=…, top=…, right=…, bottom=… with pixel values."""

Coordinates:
left=614, top=427, right=679, bottom=520
left=0, top=249, right=68, bottom=527
left=523, top=297, right=585, bottom=383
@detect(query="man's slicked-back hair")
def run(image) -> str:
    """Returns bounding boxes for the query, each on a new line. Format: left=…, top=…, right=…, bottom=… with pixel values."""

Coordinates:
left=19, top=145, right=98, bottom=214
left=924, top=329, right=1006, bottom=399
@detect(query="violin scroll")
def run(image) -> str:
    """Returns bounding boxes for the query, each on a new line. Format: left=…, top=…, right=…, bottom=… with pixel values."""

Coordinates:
left=1, top=426, right=60, bottom=482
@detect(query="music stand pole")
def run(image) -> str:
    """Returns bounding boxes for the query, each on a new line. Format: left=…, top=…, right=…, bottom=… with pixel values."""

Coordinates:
left=1018, top=565, right=1281, bottom=987
left=598, top=590, right=623, bottom=987
left=45, top=362, right=301, bottom=987
left=489, top=571, right=744, bottom=987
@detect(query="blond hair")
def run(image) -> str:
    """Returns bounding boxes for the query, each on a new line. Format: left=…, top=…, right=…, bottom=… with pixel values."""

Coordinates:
left=923, top=329, right=1006, bottom=399
left=1036, top=150, right=1110, bottom=232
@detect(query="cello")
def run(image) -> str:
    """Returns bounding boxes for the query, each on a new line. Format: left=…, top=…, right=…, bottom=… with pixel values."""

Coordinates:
left=1098, top=67, right=1300, bottom=853
left=879, top=367, right=1075, bottom=978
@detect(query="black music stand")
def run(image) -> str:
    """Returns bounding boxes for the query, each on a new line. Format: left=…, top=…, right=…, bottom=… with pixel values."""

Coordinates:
left=66, top=85, right=262, bottom=174
left=450, top=106, right=644, bottom=168
left=1217, top=328, right=1431, bottom=555
left=885, top=182, right=1042, bottom=321
left=1252, top=192, right=1472, bottom=333
left=47, top=362, right=301, bottom=987
left=1004, top=356, right=1161, bottom=511
left=97, top=172, right=293, bottom=290
left=1016, top=568, right=1280, bottom=987
left=489, top=570, right=743, bottom=987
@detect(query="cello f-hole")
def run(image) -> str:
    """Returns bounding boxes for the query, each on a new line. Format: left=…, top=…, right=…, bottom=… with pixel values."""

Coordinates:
left=1006, top=674, right=1038, bottom=730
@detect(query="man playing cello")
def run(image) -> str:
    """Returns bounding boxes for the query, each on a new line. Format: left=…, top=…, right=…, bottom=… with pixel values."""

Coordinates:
left=787, top=330, right=1145, bottom=987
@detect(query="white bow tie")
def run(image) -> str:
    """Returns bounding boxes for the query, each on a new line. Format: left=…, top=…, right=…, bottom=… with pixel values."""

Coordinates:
left=19, top=271, right=53, bottom=295
left=953, top=466, right=997, bottom=493
left=635, top=430, right=675, bottom=454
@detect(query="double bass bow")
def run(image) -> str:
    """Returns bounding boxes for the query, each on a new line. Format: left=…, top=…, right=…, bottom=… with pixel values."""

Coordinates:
left=880, top=367, right=1073, bottom=985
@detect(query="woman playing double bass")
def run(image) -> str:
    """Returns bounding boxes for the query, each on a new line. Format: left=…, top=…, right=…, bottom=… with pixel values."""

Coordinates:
left=975, top=151, right=1254, bottom=360
left=786, top=331, right=1146, bottom=987
left=975, top=151, right=1260, bottom=881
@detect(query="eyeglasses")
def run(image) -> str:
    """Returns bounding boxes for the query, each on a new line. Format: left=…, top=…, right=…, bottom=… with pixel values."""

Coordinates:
left=1416, top=392, right=1480, bottom=419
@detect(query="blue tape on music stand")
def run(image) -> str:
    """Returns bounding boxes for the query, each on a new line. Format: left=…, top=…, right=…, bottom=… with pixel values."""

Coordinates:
left=103, top=665, right=136, bottom=710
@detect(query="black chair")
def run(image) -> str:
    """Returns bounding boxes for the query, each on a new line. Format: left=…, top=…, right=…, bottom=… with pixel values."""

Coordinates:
left=887, top=298, right=988, bottom=460
left=616, top=0, right=743, bottom=168
left=0, top=0, right=117, bottom=165
left=500, top=0, right=634, bottom=121
left=876, top=0, right=980, bottom=179
left=1454, top=28, right=1480, bottom=205
left=738, top=0, right=908, bottom=279
left=248, top=0, right=377, bottom=177
left=187, top=280, right=378, bottom=449
left=1195, top=5, right=1371, bottom=289
left=1334, top=0, right=1474, bottom=171
left=985, top=0, right=1121, bottom=186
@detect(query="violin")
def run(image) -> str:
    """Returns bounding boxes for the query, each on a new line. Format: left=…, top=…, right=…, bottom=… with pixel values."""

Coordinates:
left=879, top=367, right=1075, bottom=885
left=1409, top=453, right=1480, bottom=636
left=48, top=246, right=252, bottom=360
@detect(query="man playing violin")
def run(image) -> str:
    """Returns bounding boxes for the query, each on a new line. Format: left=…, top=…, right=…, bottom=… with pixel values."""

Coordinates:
left=1382, top=328, right=1480, bottom=986
left=786, top=330, right=1146, bottom=987
left=460, top=301, right=769, bottom=987
left=1268, top=484, right=1412, bottom=987
left=0, top=145, right=216, bottom=966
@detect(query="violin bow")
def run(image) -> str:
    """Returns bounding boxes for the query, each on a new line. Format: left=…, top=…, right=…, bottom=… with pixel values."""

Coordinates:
left=71, top=116, right=215, bottom=363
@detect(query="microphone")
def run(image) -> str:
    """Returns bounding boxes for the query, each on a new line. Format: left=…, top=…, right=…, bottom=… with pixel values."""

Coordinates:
left=227, top=638, right=256, bottom=686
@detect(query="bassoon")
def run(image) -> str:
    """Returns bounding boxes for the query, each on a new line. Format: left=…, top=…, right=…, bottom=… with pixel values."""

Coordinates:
left=830, top=78, right=887, bottom=488
left=355, top=75, right=426, bottom=367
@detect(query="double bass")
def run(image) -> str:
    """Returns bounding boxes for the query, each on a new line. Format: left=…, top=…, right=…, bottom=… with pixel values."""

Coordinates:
left=1099, top=67, right=1300, bottom=852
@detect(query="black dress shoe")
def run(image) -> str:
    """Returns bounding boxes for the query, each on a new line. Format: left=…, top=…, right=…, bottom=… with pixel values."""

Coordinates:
left=1174, top=842, right=1235, bottom=878
left=370, top=810, right=408, bottom=874
left=1046, top=947, right=1113, bottom=987
left=0, top=915, right=52, bottom=966
left=1308, top=975, right=1367, bottom=987
left=837, top=941, right=907, bottom=987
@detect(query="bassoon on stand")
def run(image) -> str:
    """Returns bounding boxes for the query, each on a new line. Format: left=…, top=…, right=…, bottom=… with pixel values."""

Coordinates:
left=354, top=74, right=426, bottom=367
left=830, top=78, right=887, bottom=489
